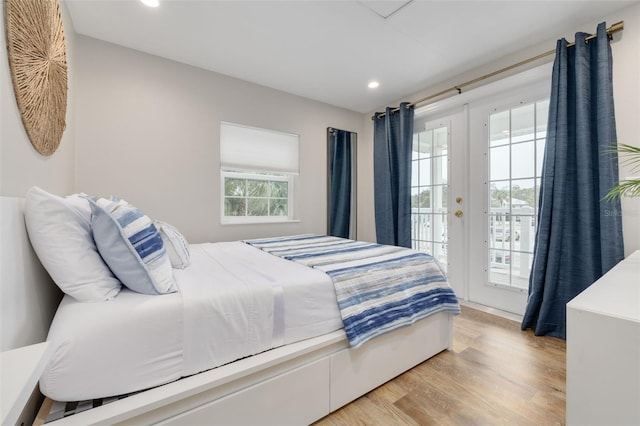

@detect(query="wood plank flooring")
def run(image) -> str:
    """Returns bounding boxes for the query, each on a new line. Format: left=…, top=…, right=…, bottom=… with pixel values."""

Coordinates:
left=313, top=306, right=566, bottom=425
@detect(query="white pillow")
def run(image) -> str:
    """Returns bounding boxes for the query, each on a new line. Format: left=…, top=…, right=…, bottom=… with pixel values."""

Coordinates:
left=154, top=221, right=191, bottom=269
left=89, top=197, right=177, bottom=295
left=24, top=187, right=121, bottom=302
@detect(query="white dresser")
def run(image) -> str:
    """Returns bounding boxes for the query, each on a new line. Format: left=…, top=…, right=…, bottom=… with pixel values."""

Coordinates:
left=566, top=250, right=640, bottom=426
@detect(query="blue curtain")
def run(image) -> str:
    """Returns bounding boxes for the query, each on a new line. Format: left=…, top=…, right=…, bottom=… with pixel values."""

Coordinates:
left=328, top=129, right=352, bottom=238
left=373, top=102, right=414, bottom=247
left=521, top=22, right=624, bottom=339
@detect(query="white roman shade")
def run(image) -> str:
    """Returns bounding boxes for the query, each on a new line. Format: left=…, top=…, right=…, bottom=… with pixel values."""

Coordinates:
left=220, top=122, right=299, bottom=174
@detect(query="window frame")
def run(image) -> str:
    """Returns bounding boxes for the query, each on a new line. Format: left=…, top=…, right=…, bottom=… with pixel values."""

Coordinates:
left=220, top=169, right=295, bottom=225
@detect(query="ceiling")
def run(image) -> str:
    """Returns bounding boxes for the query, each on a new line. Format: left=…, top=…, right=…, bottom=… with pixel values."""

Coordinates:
left=65, top=0, right=637, bottom=113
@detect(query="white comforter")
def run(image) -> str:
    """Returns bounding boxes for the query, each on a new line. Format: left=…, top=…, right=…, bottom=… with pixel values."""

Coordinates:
left=179, top=242, right=342, bottom=375
left=40, top=242, right=342, bottom=401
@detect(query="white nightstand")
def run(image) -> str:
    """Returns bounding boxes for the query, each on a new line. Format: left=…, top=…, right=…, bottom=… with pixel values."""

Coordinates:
left=1, top=342, right=52, bottom=426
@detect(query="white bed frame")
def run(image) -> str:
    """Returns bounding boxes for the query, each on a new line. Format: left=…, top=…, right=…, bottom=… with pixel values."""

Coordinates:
left=1, top=196, right=453, bottom=425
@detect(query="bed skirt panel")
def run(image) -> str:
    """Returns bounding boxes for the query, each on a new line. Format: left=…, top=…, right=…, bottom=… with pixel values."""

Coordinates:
left=330, top=308, right=451, bottom=411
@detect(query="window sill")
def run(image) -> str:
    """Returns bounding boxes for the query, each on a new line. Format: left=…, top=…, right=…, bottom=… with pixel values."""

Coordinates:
left=221, top=219, right=301, bottom=226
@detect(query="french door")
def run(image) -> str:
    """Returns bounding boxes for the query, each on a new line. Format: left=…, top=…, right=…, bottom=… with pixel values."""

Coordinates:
left=468, top=92, right=549, bottom=315
left=411, top=109, right=467, bottom=299
left=412, top=70, right=550, bottom=315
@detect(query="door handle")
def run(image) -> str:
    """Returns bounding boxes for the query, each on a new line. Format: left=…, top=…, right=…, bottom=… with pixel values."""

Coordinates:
left=454, top=210, right=463, bottom=218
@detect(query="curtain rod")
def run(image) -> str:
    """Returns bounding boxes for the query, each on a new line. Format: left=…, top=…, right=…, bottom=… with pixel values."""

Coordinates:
left=372, top=21, right=624, bottom=120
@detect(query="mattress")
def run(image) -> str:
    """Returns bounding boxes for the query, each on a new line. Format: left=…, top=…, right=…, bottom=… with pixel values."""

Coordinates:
left=39, top=242, right=343, bottom=401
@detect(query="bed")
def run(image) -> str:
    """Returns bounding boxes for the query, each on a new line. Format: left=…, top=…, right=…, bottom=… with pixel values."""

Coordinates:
left=2, top=190, right=460, bottom=425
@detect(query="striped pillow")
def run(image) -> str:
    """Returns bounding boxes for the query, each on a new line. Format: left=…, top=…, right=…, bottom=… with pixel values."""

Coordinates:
left=89, top=197, right=176, bottom=295
left=154, top=220, right=191, bottom=269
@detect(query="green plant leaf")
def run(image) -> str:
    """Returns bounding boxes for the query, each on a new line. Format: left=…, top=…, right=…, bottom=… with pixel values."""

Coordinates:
left=605, top=178, right=640, bottom=200
left=604, top=143, right=640, bottom=199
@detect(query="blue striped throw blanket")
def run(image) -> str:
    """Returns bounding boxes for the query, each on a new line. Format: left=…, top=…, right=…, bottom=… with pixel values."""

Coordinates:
left=244, top=234, right=460, bottom=348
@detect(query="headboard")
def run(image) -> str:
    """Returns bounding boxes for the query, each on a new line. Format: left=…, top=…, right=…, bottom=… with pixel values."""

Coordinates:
left=0, top=196, right=62, bottom=351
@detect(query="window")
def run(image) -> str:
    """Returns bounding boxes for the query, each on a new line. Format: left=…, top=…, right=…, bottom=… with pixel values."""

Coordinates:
left=222, top=171, right=292, bottom=221
left=411, top=124, right=449, bottom=268
left=488, top=99, right=548, bottom=289
left=220, top=122, right=298, bottom=224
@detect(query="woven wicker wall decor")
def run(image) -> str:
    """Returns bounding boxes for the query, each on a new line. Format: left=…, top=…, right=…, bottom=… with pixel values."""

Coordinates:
left=4, top=0, right=68, bottom=156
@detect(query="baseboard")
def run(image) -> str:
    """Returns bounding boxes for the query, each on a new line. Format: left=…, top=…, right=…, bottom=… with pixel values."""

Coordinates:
left=459, top=300, right=523, bottom=323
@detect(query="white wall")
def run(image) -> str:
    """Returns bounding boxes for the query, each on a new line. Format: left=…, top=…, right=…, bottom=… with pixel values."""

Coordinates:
left=74, top=36, right=364, bottom=243
left=360, top=2, right=640, bottom=255
left=611, top=3, right=640, bottom=256
left=0, top=1, right=77, bottom=197
left=1, top=2, right=75, bottom=351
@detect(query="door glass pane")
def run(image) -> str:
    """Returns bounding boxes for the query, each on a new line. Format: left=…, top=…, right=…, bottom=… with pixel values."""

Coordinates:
left=490, top=145, right=510, bottom=181
left=418, top=159, right=431, bottom=186
left=411, top=186, right=420, bottom=208
left=510, top=251, right=532, bottom=289
left=512, top=141, right=535, bottom=179
left=433, top=156, right=448, bottom=185
left=490, top=214, right=511, bottom=251
left=489, top=249, right=510, bottom=286
left=511, top=179, right=536, bottom=213
left=511, top=104, right=535, bottom=142
left=411, top=124, right=448, bottom=267
left=413, top=130, right=432, bottom=159
left=411, top=161, right=420, bottom=186
left=487, top=100, right=546, bottom=289
left=535, top=177, right=541, bottom=215
left=432, top=184, right=447, bottom=209
left=419, top=187, right=431, bottom=209
left=489, top=181, right=510, bottom=215
left=489, top=110, right=510, bottom=147
left=434, top=126, right=448, bottom=152
left=432, top=211, right=447, bottom=268
left=536, top=100, right=549, bottom=139
left=536, top=139, right=546, bottom=176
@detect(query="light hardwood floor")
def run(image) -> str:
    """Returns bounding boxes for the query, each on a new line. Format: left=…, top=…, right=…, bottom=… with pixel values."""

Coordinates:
left=314, top=306, right=566, bottom=425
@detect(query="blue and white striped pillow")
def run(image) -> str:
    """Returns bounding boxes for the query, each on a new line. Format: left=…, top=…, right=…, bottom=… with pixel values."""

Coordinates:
left=154, top=220, right=191, bottom=269
left=89, top=197, right=176, bottom=295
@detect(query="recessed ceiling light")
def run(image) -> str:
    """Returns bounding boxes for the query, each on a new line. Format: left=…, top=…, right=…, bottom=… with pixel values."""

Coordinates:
left=368, top=81, right=380, bottom=89
left=141, top=0, right=159, bottom=7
